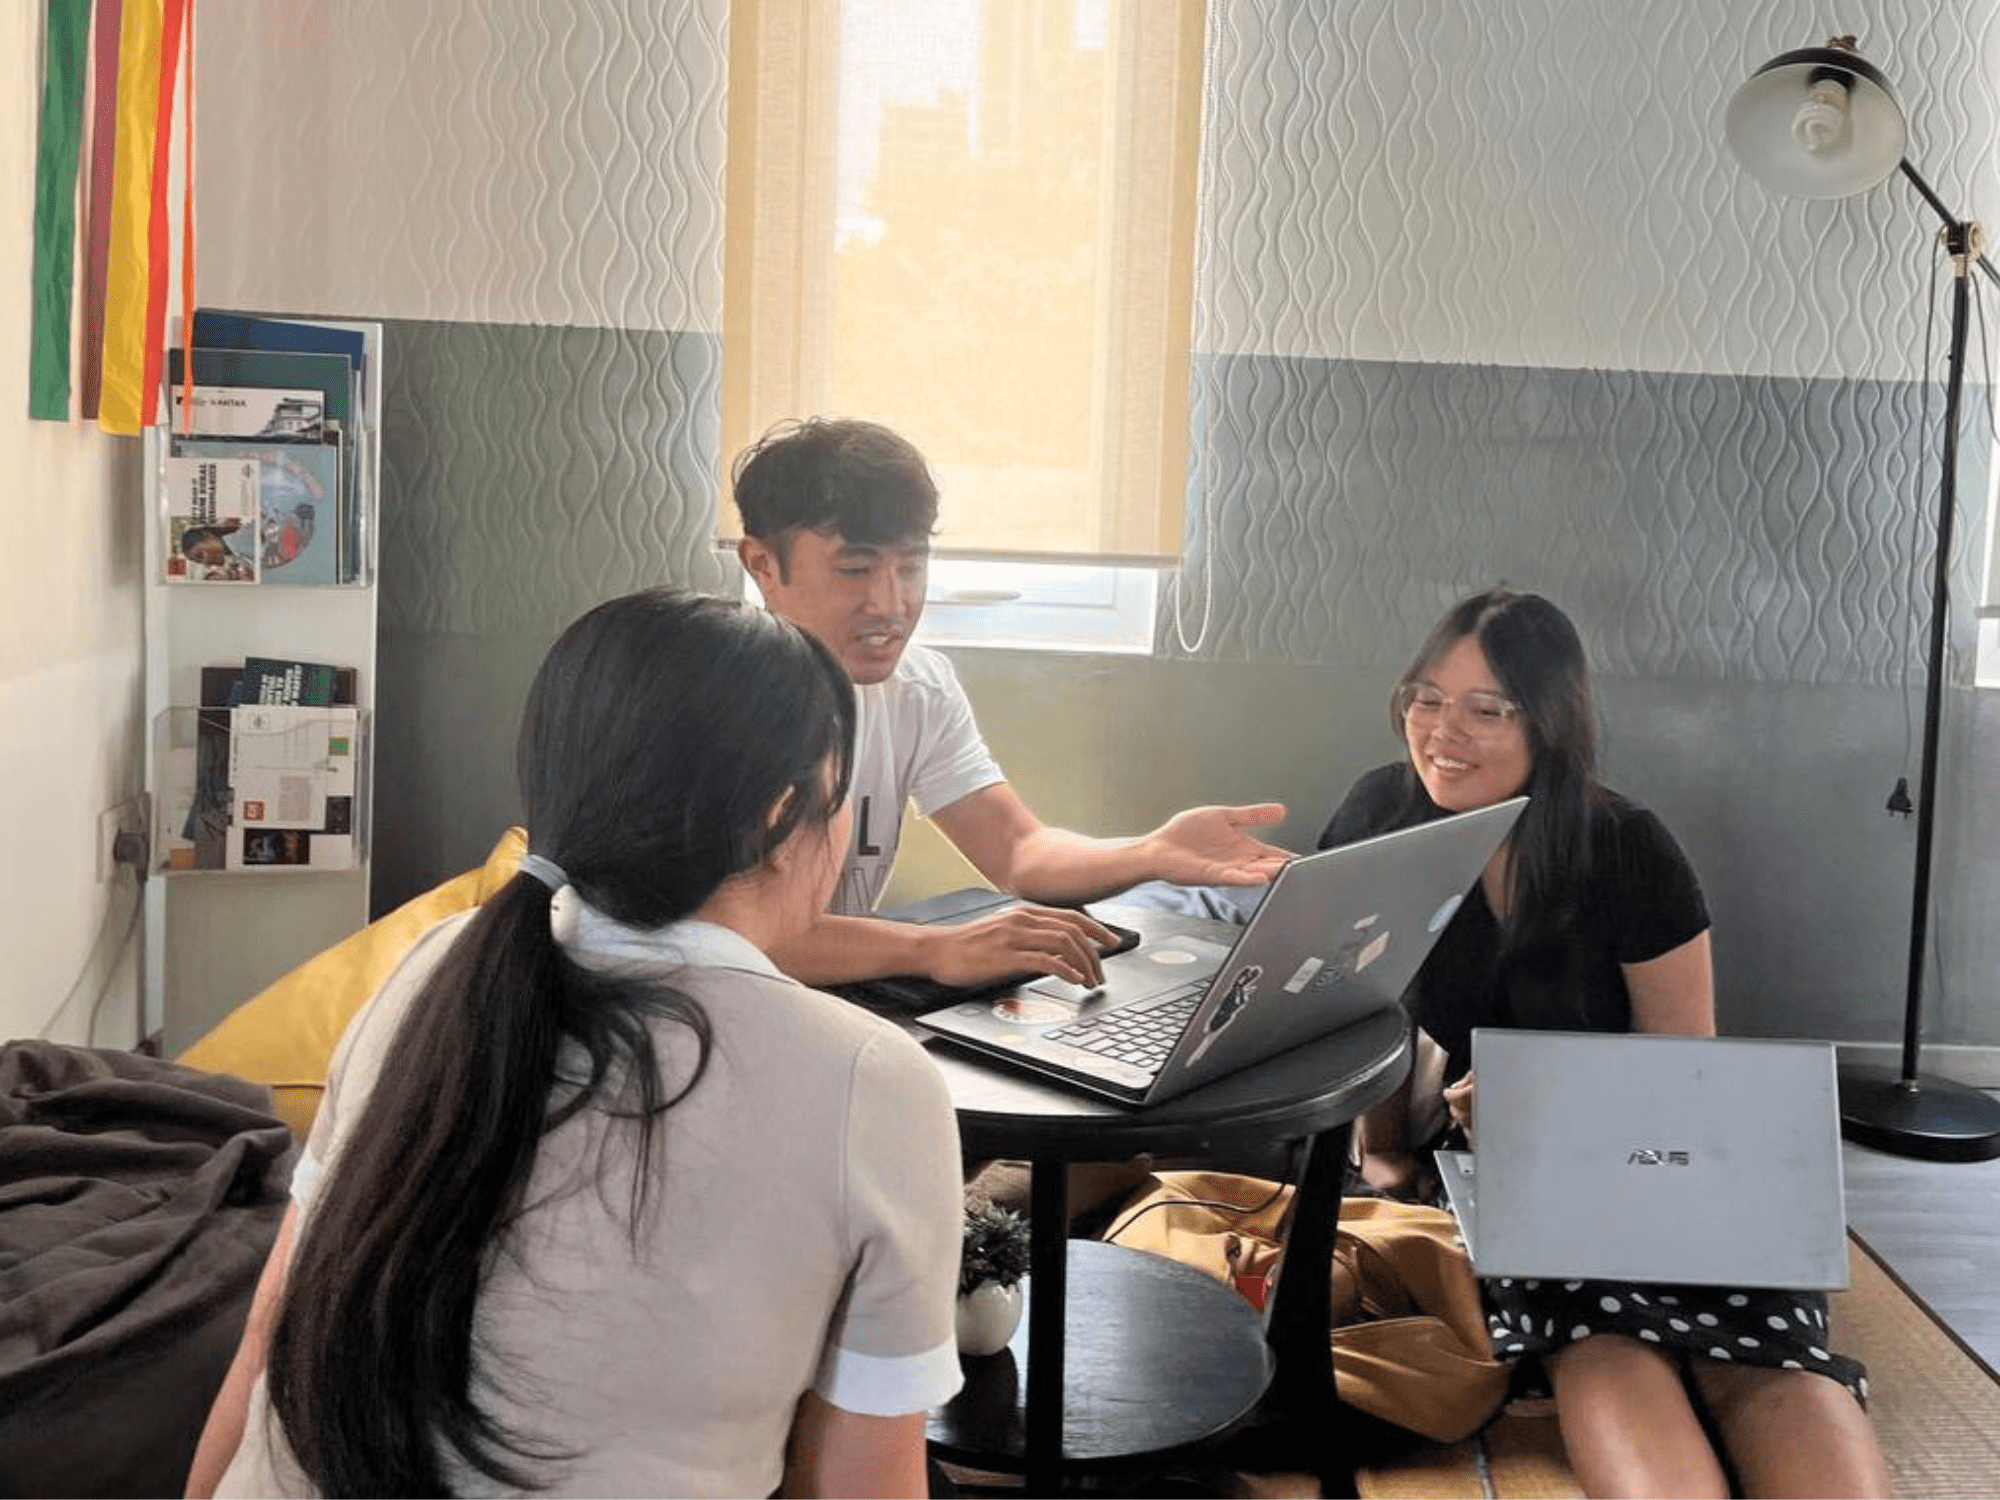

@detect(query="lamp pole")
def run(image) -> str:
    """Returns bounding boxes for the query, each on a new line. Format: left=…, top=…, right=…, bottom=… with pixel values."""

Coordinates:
left=1837, top=162, right=2000, bottom=1161
left=1727, top=43, right=2000, bottom=1159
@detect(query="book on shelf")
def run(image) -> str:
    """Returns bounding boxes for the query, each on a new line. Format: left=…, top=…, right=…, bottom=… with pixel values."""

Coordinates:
left=168, top=658, right=360, bottom=872
left=190, top=309, right=369, bottom=399
left=184, top=311, right=374, bottom=578
left=162, top=452, right=261, bottom=583
left=165, top=343, right=362, bottom=584
left=166, top=436, right=343, bottom=586
left=234, top=655, right=348, bottom=706
left=171, top=382, right=326, bottom=442
left=168, top=345, right=353, bottom=434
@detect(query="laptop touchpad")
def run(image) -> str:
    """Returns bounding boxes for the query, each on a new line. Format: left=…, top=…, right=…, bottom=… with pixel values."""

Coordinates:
left=1022, top=936, right=1234, bottom=1006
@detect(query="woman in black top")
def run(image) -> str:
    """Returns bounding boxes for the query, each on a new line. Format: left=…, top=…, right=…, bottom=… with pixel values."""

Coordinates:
left=1343, top=588, right=1886, bottom=1499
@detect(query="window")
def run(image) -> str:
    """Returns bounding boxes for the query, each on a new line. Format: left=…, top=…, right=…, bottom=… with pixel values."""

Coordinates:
left=732, top=551, right=1159, bottom=654
left=722, top=0, right=1207, bottom=573
left=917, top=558, right=1156, bottom=652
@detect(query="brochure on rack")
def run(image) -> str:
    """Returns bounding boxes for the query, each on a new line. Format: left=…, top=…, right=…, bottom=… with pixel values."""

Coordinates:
left=162, top=452, right=261, bottom=582
left=227, top=704, right=359, bottom=870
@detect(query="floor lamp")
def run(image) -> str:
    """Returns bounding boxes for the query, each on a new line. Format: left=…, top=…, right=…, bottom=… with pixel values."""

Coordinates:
left=1725, top=39, right=2000, bottom=1162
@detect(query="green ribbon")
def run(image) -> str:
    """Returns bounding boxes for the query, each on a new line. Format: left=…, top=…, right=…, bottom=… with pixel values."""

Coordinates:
left=29, top=0, right=95, bottom=420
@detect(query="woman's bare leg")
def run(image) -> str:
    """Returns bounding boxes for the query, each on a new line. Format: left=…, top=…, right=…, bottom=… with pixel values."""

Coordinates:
left=1688, top=1360, right=1891, bottom=1498
left=1546, top=1334, right=1729, bottom=1498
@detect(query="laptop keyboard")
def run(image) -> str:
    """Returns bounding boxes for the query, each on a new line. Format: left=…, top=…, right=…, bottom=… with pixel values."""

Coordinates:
left=1044, top=987, right=1204, bottom=1073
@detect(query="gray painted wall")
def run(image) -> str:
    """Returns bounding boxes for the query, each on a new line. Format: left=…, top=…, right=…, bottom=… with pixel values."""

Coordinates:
left=365, top=317, right=1999, bottom=1052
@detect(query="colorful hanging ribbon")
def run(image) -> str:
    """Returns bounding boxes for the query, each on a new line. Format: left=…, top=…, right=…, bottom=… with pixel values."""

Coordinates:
left=80, top=0, right=125, bottom=421
left=139, top=0, right=189, bottom=426
left=175, top=0, right=195, bottom=429
left=98, top=0, right=188, bottom=436
left=28, top=0, right=94, bottom=421
left=98, top=0, right=162, bottom=433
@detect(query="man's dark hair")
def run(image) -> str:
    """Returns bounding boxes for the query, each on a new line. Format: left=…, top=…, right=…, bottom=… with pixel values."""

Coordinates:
left=732, top=417, right=939, bottom=565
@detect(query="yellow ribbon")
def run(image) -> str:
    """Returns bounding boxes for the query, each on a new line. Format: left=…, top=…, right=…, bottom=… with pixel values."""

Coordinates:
left=98, top=0, right=163, bottom=435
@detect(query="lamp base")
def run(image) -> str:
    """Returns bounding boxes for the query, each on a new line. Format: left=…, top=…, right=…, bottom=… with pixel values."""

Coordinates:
left=1838, top=1062, right=2000, bottom=1162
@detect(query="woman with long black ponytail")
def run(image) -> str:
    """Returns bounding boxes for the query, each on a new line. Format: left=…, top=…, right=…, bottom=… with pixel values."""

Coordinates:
left=187, top=589, right=964, bottom=1498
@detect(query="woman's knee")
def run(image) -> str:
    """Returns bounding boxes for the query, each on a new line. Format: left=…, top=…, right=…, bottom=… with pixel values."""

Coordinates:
left=1689, top=1357, right=1860, bottom=1420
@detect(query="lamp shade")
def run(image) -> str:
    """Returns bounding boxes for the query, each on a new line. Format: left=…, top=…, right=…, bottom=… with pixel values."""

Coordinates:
left=1724, top=46, right=1906, bottom=199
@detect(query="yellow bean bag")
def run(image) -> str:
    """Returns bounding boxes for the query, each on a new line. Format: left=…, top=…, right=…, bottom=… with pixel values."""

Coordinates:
left=177, top=828, right=527, bottom=1138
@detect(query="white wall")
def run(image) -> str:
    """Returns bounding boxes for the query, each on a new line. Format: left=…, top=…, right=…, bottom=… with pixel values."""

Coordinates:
left=2, top=6, right=147, bottom=1047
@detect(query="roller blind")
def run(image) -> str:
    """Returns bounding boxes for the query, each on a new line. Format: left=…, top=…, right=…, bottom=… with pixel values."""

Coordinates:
left=722, top=0, right=1205, bottom=562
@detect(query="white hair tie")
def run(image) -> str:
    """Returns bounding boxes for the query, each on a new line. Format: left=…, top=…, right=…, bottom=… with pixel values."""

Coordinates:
left=517, top=853, right=568, bottom=891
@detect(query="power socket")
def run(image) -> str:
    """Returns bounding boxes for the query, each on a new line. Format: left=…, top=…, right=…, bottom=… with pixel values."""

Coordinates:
left=98, top=794, right=152, bottom=881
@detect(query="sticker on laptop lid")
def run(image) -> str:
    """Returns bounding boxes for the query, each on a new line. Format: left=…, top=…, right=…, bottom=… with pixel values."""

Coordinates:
left=1190, top=964, right=1262, bottom=1063
left=1282, top=956, right=1324, bottom=994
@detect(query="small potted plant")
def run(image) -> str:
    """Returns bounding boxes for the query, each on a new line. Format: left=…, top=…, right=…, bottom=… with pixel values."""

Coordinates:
left=957, top=1200, right=1031, bottom=1356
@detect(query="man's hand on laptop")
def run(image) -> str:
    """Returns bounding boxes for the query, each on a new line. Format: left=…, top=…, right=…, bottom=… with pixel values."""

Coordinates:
left=1138, top=803, right=1293, bottom=887
left=919, top=905, right=1120, bottom=989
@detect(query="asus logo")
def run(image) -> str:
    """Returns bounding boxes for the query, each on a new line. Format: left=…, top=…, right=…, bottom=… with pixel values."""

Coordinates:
left=1626, top=1149, right=1692, bottom=1166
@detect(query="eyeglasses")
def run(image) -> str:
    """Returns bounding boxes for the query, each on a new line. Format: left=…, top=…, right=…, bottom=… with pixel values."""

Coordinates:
left=1396, top=683, right=1523, bottom=738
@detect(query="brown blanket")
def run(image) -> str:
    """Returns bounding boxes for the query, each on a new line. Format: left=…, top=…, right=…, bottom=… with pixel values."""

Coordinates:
left=0, top=1040, right=293, bottom=1498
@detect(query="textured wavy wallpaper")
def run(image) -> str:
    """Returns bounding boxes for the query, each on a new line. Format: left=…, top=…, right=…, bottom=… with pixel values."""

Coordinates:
left=195, top=0, right=727, bottom=333
left=189, top=0, right=2000, bottom=1047
left=1194, top=0, right=2000, bottom=377
left=194, top=0, right=1999, bottom=680
left=377, top=323, right=731, bottom=639
left=1179, top=354, right=1992, bottom=682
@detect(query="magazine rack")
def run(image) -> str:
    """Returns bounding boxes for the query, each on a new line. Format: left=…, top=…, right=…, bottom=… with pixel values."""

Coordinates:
left=140, top=316, right=384, bottom=1054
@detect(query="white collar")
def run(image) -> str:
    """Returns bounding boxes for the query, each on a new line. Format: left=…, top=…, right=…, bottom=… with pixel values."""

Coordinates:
left=548, top=888, right=787, bottom=980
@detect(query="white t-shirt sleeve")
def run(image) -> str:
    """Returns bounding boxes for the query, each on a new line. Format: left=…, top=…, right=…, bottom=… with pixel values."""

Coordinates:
left=899, top=647, right=1005, bottom=820
left=813, top=1027, right=966, bottom=1416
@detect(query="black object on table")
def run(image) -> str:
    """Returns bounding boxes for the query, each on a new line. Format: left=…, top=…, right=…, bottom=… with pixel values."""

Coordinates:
left=871, top=900, right=1413, bottom=1495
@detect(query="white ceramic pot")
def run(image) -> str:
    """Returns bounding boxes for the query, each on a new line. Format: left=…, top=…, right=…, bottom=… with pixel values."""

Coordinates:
left=955, top=1278, right=1024, bottom=1357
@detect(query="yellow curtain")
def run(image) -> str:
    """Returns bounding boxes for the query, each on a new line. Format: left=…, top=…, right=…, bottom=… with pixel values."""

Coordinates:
left=721, top=0, right=1205, bottom=563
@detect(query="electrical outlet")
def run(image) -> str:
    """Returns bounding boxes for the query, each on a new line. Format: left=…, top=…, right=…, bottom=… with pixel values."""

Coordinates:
left=98, top=795, right=151, bottom=881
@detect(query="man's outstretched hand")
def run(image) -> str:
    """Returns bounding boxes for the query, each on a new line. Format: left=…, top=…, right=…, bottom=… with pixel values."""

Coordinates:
left=1140, top=803, right=1292, bottom=887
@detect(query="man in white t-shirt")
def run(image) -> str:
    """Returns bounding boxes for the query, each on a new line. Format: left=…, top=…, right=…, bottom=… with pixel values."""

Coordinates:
left=733, top=417, right=1291, bottom=990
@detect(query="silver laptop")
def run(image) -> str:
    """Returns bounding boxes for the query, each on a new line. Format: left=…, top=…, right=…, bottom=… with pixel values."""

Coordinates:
left=1437, top=1028, right=1849, bottom=1289
left=915, top=797, right=1525, bottom=1105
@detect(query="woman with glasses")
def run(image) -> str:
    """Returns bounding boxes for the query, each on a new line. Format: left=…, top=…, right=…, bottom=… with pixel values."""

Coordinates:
left=186, top=590, right=964, bottom=1499
left=1337, top=587, right=1710, bottom=1190
left=1337, top=587, right=1886, bottom=1499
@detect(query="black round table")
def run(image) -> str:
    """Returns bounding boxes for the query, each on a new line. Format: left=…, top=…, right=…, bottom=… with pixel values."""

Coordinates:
left=925, top=979, right=1411, bottom=1494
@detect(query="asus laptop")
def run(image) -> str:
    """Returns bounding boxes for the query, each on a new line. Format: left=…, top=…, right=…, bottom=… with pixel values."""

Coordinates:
left=914, top=797, right=1526, bottom=1106
left=1436, top=1028, right=1849, bottom=1289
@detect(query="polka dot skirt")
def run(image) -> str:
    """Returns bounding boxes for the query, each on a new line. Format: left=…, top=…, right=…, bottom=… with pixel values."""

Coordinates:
left=1482, top=1277, right=1868, bottom=1402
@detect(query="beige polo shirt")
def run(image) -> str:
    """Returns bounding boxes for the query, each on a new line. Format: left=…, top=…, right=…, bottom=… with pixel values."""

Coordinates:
left=220, top=908, right=964, bottom=1498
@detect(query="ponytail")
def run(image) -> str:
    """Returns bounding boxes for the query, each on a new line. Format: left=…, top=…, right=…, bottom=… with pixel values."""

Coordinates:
left=264, top=587, right=845, bottom=1494
left=267, top=874, right=709, bottom=1494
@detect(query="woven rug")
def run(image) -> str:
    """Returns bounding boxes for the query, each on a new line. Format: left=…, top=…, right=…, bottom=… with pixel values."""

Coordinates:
left=939, top=1233, right=2000, bottom=1497
left=1351, top=1232, right=2000, bottom=1500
